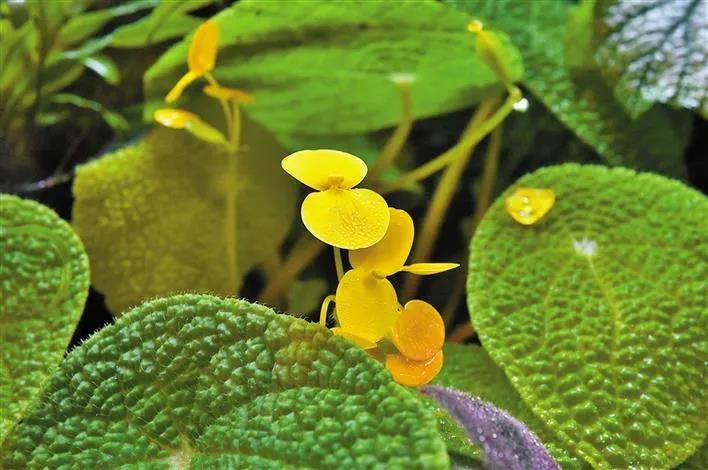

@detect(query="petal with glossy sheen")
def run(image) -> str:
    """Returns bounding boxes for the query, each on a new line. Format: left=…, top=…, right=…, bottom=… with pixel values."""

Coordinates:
left=335, top=269, right=399, bottom=344
left=400, top=262, right=459, bottom=275
left=504, top=187, right=555, bottom=225
left=349, top=208, right=413, bottom=277
left=166, top=71, right=199, bottom=103
left=385, top=351, right=444, bottom=387
left=331, top=327, right=377, bottom=349
left=282, top=149, right=368, bottom=191
left=391, top=300, right=445, bottom=361
left=154, top=108, right=198, bottom=129
left=188, top=20, right=219, bottom=73
left=301, top=188, right=389, bottom=249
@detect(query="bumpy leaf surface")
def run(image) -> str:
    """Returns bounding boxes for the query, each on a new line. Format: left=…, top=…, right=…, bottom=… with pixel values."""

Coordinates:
left=468, top=164, right=707, bottom=468
left=72, top=120, right=295, bottom=314
left=448, top=0, right=690, bottom=179
left=1, top=294, right=449, bottom=468
left=144, top=0, right=522, bottom=137
left=0, top=195, right=89, bottom=442
left=424, top=386, right=559, bottom=470
left=435, top=344, right=585, bottom=469
left=595, top=0, right=708, bottom=118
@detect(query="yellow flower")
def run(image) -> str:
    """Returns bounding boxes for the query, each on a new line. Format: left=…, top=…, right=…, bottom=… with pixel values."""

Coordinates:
left=385, top=350, right=444, bottom=387
left=203, top=84, right=254, bottom=103
left=505, top=187, right=555, bottom=225
left=349, top=207, right=459, bottom=277
left=281, top=149, right=390, bottom=249
left=332, top=208, right=456, bottom=348
left=153, top=108, right=226, bottom=145
left=390, top=300, right=445, bottom=361
left=166, top=20, right=219, bottom=103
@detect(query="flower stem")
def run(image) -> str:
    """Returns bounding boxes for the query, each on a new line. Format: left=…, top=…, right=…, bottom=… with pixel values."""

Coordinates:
left=367, top=80, right=413, bottom=184
left=333, top=247, right=344, bottom=281
left=378, top=87, right=520, bottom=195
left=319, top=295, right=336, bottom=325
left=400, top=96, right=500, bottom=301
left=259, top=234, right=324, bottom=307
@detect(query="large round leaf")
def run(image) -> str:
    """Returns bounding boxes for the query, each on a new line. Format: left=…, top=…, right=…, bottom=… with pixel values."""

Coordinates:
left=468, top=164, right=707, bottom=468
left=1, top=294, right=448, bottom=468
left=0, top=195, right=89, bottom=442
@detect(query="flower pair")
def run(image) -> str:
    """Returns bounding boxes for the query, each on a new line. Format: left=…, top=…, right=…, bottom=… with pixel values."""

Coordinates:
left=282, top=149, right=457, bottom=387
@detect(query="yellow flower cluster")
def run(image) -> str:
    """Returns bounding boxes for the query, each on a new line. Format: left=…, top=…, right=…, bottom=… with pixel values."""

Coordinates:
left=283, top=149, right=458, bottom=387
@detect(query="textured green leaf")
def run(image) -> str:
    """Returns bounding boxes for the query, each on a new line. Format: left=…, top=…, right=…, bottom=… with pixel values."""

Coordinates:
left=448, top=0, right=690, bottom=179
left=468, top=164, right=707, bottom=468
left=678, top=442, right=708, bottom=469
left=144, top=0, right=523, bottom=137
left=1, top=294, right=449, bottom=468
left=435, top=344, right=586, bottom=469
left=0, top=195, right=89, bottom=442
left=72, top=120, right=296, bottom=314
left=594, top=0, right=708, bottom=118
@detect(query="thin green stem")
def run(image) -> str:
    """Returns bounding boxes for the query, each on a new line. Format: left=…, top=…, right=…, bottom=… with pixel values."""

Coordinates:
left=205, top=72, right=234, bottom=143
left=367, top=81, right=413, bottom=184
left=471, top=125, right=503, bottom=230
left=378, top=87, right=520, bottom=195
left=400, top=96, right=500, bottom=301
left=333, top=247, right=344, bottom=281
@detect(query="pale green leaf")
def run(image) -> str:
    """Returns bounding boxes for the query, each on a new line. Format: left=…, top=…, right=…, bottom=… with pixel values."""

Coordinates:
left=468, top=164, right=708, bottom=468
left=594, top=0, right=708, bottom=118
left=286, top=278, right=329, bottom=318
left=49, top=93, right=129, bottom=131
left=434, top=344, right=586, bottom=469
left=0, top=195, right=89, bottom=443
left=144, top=0, right=523, bottom=137
left=83, top=54, right=120, bottom=85
left=1, top=294, right=449, bottom=468
left=72, top=119, right=296, bottom=314
left=448, top=0, right=690, bottom=179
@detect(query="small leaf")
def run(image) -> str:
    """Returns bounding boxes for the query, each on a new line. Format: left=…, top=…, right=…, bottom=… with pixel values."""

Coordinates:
left=49, top=93, right=129, bottom=131
left=82, top=54, right=120, bottom=85
left=595, top=0, right=708, bottom=118
left=468, top=164, right=708, bottom=468
left=1, top=294, right=449, bottom=468
left=144, top=0, right=523, bottom=137
left=0, top=195, right=89, bottom=443
left=423, top=386, right=559, bottom=470
left=72, top=119, right=297, bottom=314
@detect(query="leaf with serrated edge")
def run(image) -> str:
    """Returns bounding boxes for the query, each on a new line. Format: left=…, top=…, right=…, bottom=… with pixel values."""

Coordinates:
left=72, top=119, right=296, bottom=314
left=468, top=164, right=707, bottom=468
left=594, top=0, right=708, bottom=118
left=435, top=344, right=586, bottom=469
left=447, top=0, right=690, bottom=179
left=1, top=294, right=449, bottom=468
left=0, top=195, right=89, bottom=442
left=144, top=0, right=523, bottom=137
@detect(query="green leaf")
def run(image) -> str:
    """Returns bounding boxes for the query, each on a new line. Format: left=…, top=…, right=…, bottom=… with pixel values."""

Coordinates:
left=110, top=0, right=215, bottom=48
left=83, top=54, right=120, bottom=85
left=448, top=0, right=690, bottom=179
left=0, top=195, right=89, bottom=443
left=434, top=344, right=586, bottom=469
left=49, top=93, right=129, bottom=131
left=594, top=0, right=708, bottom=118
left=1, top=294, right=449, bottom=468
left=72, top=119, right=296, bottom=314
left=468, top=164, right=708, bottom=468
left=144, top=0, right=523, bottom=137
left=678, top=442, right=708, bottom=469
left=286, top=278, right=330, bottom=318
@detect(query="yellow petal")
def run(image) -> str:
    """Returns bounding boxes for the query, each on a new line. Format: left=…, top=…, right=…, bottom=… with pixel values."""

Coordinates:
left=188, top=20, right=219, bottom=73
left=203, top=84, right=254, bottom=103
left=400, top=262, right=459, bottom=275
left=391, top=300, right=445, bottom=361
left=166, top=71, right=199, bottom=103
left=349, top=207, right=413, bottom=277
left=335, top=269, right=399, bottom=344
left=282, top=149, right=368, bottom=191
left=301, top=188, right=389, bottom=249
left=331, top=327, right=377, bottom=349
left=385, top=351, right=443, bottom=387
left=154, top=108, right=198, bottom=129
left=505, top=187, right=555, bottom=225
